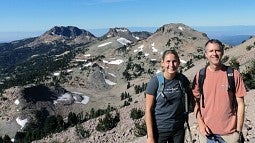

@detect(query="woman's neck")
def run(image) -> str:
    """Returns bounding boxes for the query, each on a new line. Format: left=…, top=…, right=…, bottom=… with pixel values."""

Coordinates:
left=163, top=72, right=176, bottom=80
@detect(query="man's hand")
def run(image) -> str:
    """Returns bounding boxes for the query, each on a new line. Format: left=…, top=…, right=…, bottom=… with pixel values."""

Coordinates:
left=198, top=121, right=212, bottom=136
left=237, top=131, right=244, bottom=143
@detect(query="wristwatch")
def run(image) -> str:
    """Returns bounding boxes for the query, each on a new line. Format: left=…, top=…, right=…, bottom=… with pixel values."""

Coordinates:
left=236, top=130, right=243, bottom=134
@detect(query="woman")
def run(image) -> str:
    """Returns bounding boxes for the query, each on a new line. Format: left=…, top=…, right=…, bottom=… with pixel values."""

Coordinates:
left=145, top=50, right=192, bottom=143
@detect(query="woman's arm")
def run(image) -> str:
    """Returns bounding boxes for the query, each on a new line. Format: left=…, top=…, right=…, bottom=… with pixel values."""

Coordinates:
left=145, top=93, right=156, bottom=143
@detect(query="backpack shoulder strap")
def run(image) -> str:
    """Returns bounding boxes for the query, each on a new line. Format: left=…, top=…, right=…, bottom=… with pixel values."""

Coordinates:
left=178, top=73, right=195, bottom=113
left=177, top=73, right=189, bottom=113
left=198, top=67, right=206, bottom=108
left=177, top=73, right=193, bottom=142
left=226, top=66, right=237, bottom=110
left=198, top=66, right=237, bottom=110
left=156, top=72, right=165, bottom=100
left=226, top=66, right=235, bottom=92
left=177, top=73, right=188, bottom=87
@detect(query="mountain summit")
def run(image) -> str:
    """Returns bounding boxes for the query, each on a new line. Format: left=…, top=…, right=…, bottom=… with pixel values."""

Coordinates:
left=101, top=27, right=140, bottom=42
left=44, top=26, right=96, bottom=39
left=29, top=26, right=97, bottom=45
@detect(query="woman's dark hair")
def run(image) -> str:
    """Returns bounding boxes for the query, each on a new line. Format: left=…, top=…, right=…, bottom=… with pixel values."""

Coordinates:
left=162, top=50, right=180, bottom=63
left=161, top=50, right=181, bottom=72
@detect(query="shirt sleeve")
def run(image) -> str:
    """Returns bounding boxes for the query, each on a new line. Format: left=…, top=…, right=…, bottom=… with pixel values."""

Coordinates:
left=234, top=70, right=247, bottom=97
left=145, top=76, right=158, bottom=97
left=192, top=72, right=201, bottom=99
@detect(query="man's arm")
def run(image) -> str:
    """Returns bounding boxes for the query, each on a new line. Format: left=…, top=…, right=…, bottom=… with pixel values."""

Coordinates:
left=195, top=99, right=212, bottom=136
left=236, top=96, right=245, bottom=132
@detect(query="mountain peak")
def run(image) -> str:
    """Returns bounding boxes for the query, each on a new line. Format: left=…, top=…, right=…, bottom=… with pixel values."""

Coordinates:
left=105, top=27, right=132, bottom=38
left=100, top=27, right=139, bottom=43
left=156, top=23, right=193, bottom=33
left=44, top=26, right=96, bottom=38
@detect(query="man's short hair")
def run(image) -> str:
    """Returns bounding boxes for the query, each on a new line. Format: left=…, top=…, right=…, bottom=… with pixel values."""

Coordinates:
left=205, top=39, right=224, bottom=51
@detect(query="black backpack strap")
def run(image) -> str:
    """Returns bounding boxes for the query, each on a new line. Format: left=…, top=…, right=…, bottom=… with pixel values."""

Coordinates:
left=177, top=73, right=189, bottom=113
left=198, top=67, right=206, bottom=108
left=198, top=66, right=237, bottom=110
left=178, top=73, right=193, bottom=142
left=226, top=66, right=237, bottom=111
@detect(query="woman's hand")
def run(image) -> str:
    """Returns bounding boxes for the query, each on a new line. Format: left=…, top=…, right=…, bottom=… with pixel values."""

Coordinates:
left=146, top=136, right=156, bottom=143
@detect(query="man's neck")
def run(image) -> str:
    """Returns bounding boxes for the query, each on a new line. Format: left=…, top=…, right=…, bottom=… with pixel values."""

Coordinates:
left=208, top=64, right=223, bottom=71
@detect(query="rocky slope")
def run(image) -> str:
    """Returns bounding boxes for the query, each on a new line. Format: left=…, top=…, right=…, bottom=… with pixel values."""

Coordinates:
left=32, top=89, right=255, bottom=143
left=1, top=23, right=255, bottom=142
left=33, top=34, right=255, bottom=143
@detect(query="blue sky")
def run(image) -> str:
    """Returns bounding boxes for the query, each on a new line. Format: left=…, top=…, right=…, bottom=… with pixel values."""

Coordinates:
left=1, top=0, right=255, bottom=41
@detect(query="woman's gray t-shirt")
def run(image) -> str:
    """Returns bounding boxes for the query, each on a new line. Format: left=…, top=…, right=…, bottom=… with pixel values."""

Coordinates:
left=146, top=75, right=186, bottom=133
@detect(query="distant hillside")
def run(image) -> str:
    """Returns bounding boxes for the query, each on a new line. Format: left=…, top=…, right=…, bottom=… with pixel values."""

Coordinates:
left=217, top=35, right=252, bottom=46
left=88, top=27, right=157, bottom=37
left=2, top=25, right=255, bottom=44
left=193, top=25, right=255, bottom=46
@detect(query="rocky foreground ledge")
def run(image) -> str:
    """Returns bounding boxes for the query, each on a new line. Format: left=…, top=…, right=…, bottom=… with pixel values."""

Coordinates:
left=33, top=89, right=255, bottom=143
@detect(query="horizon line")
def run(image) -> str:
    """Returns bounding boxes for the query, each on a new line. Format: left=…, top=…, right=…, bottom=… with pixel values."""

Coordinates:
left=1, top=25, right=255, bottom=33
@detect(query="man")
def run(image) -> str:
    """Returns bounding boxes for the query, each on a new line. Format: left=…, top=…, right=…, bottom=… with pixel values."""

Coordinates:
left=192, top=39, right=246, bottom=142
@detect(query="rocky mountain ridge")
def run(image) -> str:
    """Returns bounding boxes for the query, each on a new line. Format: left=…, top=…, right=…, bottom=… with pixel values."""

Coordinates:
left=0, top=23, right=255, bottom=142
left=45, top=26, right=96, bottom=38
